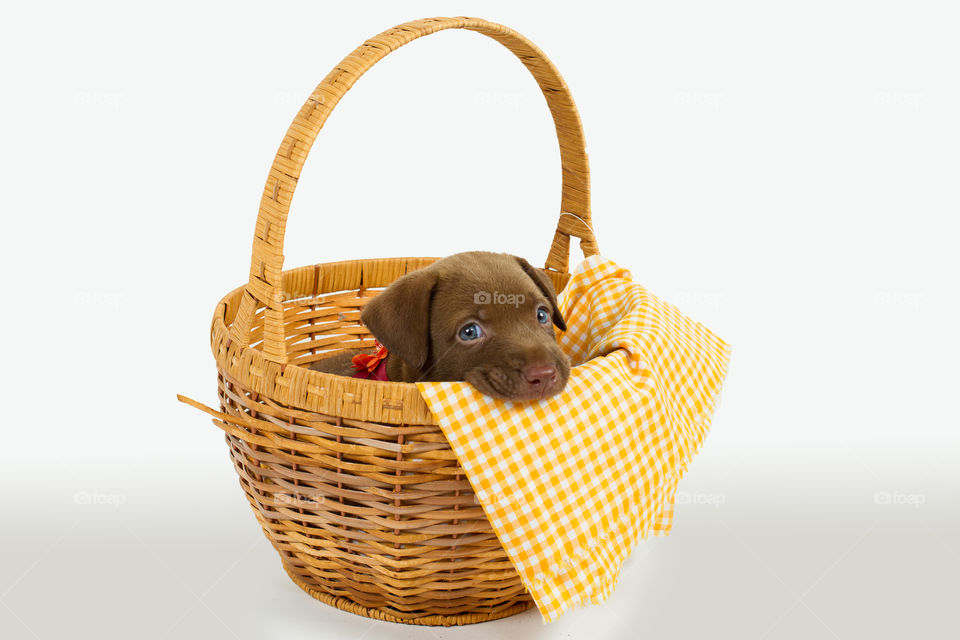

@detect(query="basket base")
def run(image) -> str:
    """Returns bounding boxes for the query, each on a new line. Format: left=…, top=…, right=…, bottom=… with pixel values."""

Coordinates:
left=281, top=563, right=535, bottom=627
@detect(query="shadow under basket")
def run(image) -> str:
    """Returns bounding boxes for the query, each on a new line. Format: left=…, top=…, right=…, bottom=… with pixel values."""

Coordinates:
left=182, top=17, right=599, bottom=627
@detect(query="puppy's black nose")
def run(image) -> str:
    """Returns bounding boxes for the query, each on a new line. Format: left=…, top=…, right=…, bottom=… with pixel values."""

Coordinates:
left=523, top=364, right=557, bottom=387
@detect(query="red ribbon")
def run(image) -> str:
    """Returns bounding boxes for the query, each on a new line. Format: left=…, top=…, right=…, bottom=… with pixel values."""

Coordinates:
left=352, top=341, right=389, bottom=381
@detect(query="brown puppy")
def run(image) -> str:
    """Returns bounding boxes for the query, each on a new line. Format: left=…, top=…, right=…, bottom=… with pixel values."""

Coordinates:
left=309, top=252, right=570, bottom=401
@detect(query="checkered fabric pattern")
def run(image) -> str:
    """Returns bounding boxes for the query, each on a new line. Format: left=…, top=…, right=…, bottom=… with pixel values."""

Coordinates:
left=416, top=256, right=731, bottom=622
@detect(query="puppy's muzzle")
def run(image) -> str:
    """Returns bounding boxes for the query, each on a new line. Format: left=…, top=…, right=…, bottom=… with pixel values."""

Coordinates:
left=522, top=364, right=559, bottom=397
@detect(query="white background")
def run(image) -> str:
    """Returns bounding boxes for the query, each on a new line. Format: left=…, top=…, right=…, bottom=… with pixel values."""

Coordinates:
left=2, top=1, right=958, bottom=639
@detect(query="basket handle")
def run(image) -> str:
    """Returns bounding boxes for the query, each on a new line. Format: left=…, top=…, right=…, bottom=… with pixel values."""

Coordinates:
left=229, top=17, right=598, bottom=363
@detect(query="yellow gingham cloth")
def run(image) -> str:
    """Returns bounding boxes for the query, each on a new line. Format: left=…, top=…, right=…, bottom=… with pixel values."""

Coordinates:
left=416, top=255, right=731, bottom=622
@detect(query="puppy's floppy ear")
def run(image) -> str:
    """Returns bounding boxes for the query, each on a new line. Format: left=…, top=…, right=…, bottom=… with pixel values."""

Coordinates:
left=514, top=256, right=567, bottom=331
left=361, top=267, right=438, bottom=371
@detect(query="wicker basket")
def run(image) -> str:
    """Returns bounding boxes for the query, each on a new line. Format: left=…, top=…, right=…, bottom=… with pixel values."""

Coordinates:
left=181, top=17, right=598, bottom=626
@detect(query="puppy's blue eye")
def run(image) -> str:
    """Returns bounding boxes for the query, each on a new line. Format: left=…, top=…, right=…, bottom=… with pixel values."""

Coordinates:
left=536, top=307, right=550, bottom=325
left=458, top=323, right=483, bottom=341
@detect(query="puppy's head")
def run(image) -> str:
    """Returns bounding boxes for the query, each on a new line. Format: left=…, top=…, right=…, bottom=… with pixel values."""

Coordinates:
left=361, top=252, right=570, bottom=401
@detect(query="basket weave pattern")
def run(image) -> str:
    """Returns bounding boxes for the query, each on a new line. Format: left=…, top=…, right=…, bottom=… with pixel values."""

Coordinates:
left=198, top=17, right=598, bottom=626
